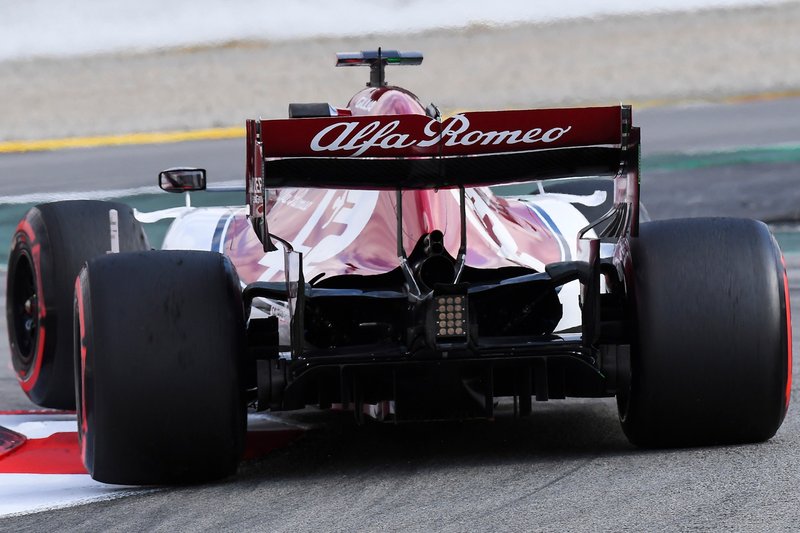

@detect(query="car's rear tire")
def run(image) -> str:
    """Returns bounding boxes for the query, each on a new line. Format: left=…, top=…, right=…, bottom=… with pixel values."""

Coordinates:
left=619, top=218, right=791, bottom=447
left=75, top=250, right=246, bottom=484
left=6, top=201, right=149, bottom=409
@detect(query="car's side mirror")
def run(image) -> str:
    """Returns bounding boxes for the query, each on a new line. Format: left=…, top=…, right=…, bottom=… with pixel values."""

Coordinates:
left=158, top=168, right=207, bottom=193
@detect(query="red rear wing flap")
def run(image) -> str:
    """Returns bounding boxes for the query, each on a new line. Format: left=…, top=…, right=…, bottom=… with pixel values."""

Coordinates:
left=246, top=106, right=631, bottom=192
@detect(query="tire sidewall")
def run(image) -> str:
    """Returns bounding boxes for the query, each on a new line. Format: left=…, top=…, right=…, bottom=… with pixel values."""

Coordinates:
left=7, top=210, right=58, bottom=405
left=74, top=268, right=95, bottom=471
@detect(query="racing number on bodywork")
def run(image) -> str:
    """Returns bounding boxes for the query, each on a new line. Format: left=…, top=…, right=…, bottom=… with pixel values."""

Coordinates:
left=257, top=189, right=380, bottom=280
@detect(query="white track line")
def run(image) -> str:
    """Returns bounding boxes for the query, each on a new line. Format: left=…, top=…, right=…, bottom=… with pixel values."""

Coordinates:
left=0, top=180, right=242, bottom=205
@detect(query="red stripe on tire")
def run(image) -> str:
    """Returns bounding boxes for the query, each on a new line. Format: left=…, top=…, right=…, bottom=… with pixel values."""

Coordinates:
left=15, top=219, right=48, bottom=393
left=75, top=275, right=89, bottom=466
left=782, top=255, right=793, bottom=410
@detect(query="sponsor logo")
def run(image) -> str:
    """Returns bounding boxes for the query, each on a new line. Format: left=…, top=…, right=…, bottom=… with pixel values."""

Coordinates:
left=248, top=177, right=265, bottom=217
left=310, top=114, right=572, bottom=156
left=352, top=94, right=376, bottom=112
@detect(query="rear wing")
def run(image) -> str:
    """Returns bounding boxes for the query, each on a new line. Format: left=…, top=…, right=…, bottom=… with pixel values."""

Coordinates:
left=246, top=105, right=640, bottom=241
left=247, top=106, right=628, bottom=189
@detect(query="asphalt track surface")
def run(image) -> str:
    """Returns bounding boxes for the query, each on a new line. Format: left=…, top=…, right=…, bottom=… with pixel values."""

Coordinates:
left=2, top=97, right=800, bottom=531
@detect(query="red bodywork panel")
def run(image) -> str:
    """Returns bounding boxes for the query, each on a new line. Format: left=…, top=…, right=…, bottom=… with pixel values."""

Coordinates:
left=227, top=186, right=563, bottom=284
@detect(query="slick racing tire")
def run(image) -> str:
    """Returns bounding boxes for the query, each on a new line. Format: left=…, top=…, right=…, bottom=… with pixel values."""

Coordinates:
left=75, top=250, right=246, bottom=485
left=619, top=218, right=791, bottom=447
left=6, top=200, right=149, bottom=409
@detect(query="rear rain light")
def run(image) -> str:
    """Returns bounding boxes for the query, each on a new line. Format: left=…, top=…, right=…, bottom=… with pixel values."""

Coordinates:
left=434, top=294, right=468, bottom=340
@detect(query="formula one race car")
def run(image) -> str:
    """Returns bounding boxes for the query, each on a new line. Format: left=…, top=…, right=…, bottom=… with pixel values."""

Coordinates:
left=6, top=50, right=792, bottom=485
